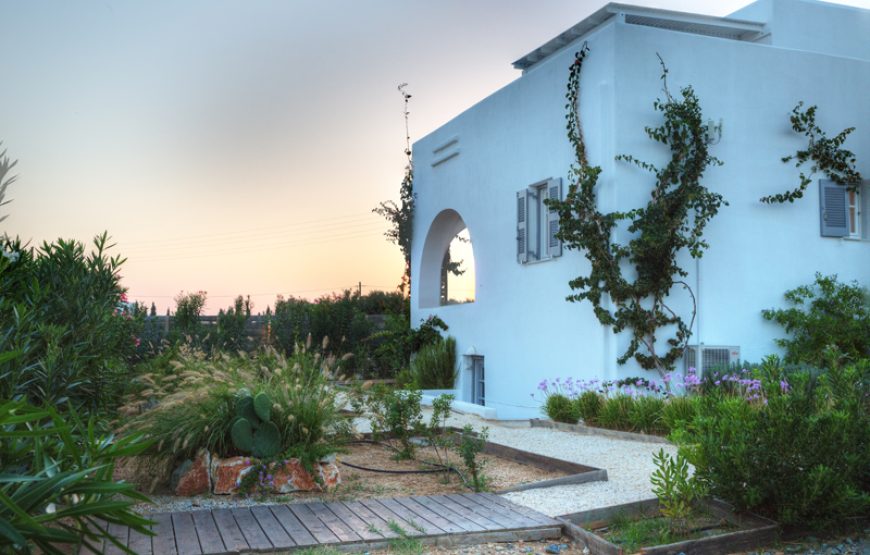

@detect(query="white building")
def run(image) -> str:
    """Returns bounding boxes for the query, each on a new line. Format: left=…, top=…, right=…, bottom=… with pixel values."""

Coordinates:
left=410, top=0, right=870, bottom=419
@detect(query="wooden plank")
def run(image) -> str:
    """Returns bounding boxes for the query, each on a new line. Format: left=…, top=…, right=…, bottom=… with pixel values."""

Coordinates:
left=450, top=494, right=529, bottom=529
left=358, top=499, right=427, bottom=537
left=269, top=505, right=318, bottom=547
left=428, top=495, right=503, bottom=531
left=128, top=526, right=154, bottom=555
left=557, top=517, right=622, bottom=555
left=376, top=498, right=445, bottom=536
left=558, top=498, right=660, bottom=529
left=230, top=507, right=272, bottom=551
left=406, top=496, right=480, bottom=532
left=103, top=522, right=129, bottom=555
left=190, top=510, right=229, bottom=555
left=479, top=493, right=560, bottom=526
left=327, top=501, right=385, bottom=541
left=151, top=512, right=178, bottom=555
left=172, top=512, right=203, bottom=555
left=78, top=519, right=107, bottom=555
left=306, top=502, right=363, bottom=543
left=250, top=505, right=295, bottom=550
left=287, top=502, right=341, bottom=544
left=341, top=501, right=400, bottom=539
left=211, top=508, right=249, bottom=553
left=496, top=469, right=609, bottom=494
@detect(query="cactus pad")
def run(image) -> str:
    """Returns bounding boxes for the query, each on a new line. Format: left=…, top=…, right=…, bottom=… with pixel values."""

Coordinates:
left=253, top=392, right=272, bottom=422
left=230, top=417, right=254, bottom=453
left=252, top=422, right=281, bottom=458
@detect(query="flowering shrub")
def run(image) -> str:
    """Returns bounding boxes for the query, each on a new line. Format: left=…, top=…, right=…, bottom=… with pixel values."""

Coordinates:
left=674, top=359, right=870, bottom=528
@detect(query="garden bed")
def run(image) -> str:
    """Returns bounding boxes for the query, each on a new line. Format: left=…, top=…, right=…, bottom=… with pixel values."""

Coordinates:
left=558, top=498, right=778, bottom=555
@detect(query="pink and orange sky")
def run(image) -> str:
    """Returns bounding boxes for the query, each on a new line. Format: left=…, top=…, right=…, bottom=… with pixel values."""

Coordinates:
left=3, top=0, right=868, bottom=314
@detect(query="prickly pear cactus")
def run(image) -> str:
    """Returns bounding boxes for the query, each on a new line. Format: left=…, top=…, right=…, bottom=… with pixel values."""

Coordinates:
left=231, top=390, right=282, bottom=458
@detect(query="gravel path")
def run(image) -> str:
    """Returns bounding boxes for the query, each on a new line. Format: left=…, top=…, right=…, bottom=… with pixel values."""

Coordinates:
left=355, top=409, right=678, bottom=518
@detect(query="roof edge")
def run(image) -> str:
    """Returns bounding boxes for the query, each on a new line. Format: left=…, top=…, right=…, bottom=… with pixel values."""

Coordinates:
left=512, top=2, right=767, bottom=71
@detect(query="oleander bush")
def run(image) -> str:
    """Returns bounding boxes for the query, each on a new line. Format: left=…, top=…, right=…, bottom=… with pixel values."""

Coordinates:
left=674, top=358, right=870, bottom=528
left=0, top=233, right=144, bottom=412
left=0, top=399, right=152, bottom=554
left=122, top=338, right=349, bottom=466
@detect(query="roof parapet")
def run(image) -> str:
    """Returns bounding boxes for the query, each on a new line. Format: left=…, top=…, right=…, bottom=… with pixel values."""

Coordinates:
left=512, top=2, right=767, bottom=72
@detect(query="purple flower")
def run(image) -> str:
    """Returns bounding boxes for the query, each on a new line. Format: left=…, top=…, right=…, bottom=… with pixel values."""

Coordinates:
left=780, top=380, right=790, bottom=393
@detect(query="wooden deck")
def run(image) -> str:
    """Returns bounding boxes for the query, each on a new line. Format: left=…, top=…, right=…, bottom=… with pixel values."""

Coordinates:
left=83, top=493, right=563, bottom=554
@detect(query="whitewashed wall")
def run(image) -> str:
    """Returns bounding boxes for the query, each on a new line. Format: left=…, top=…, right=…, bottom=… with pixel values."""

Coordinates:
left=410, top=0, right=870, bottom=419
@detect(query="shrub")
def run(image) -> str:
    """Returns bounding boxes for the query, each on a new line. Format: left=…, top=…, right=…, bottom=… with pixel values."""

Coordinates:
left=358, top=385, right=425, bottom=459
left=661, top=395, right=699, bottom=434
left=0, top=399, right=152, bottom=554
left=762, top=273, right=870, bottom=366
left=544, top=393, right=579, bottom=424
left=650, top=449, right=706, bottom=534
left=123, top=340, right=349, bottom=466
left=457, top=425, right=488, bottom=492
left=597, top=394, right=635, bottom=431
left=628, top=395, right=665, bottom=434
left=678, top=362, right=869, bottom=528
left=410, top=336, right=457, bottom=389
left=0, top=233, right=143, bottom=412
left=574, top=390, right=602, bottom=424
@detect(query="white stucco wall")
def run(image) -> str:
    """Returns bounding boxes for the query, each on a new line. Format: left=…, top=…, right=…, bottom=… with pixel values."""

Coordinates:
left=410, top=0, right=870, bottom=419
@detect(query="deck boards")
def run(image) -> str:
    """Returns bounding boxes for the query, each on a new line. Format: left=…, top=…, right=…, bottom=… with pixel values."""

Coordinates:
left=81, top=493, right=562, bottom=554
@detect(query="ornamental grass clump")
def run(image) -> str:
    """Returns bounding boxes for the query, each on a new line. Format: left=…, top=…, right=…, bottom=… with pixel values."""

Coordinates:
left=122, top=336, right=348, bottom=465
left=410, top=336, right=457, bottom=389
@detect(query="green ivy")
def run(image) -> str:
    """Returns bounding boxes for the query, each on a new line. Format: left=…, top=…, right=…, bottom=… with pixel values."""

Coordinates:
left=761, top=102, right=862, bottom=203
left=547, top=46, right=725, bottom=374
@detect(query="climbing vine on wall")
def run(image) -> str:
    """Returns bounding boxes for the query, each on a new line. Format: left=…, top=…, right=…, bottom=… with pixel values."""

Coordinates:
left=374, top=84, right=415, bottom=295
left=547, top=45, right=726, bottom=374
left=760, top=102, right=862, bottom=203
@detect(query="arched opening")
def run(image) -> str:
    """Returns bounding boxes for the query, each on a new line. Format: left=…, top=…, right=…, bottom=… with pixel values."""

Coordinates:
left=419, top=209, right=476, bottom=308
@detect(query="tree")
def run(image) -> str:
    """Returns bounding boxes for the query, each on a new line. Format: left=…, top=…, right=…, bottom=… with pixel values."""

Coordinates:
left=547, top=47, right=725, bottom=375
left=374, top=84, right=415, bottom=295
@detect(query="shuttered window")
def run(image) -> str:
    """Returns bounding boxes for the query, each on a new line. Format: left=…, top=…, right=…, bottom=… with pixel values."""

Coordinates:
left=820, top=179, right=849, bottom=238
left=516, top=177, right=562, bottom=263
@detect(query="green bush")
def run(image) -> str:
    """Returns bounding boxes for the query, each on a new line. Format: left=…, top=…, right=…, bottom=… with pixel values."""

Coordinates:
left=661, top=395, right=699, bottom=434
left=360, top=386, right=424, bottom=459
left=0, top=399, right=152, bottom=554
left=677, top=362, right=870, bottom=528
left=597, top=394, right=635, bottom=431
left=0, top=233, right=143, bottom=412
left=574, top=390, right=602, bottom=424
left=628, top=395, right=665, bottom=434
left=124, top=341, right=349, bottom=466
left=410, top=336, right=457, bottom=389
left=544, top=393, right=579, bottom=424
left=762, top=273, right=870, bottom=366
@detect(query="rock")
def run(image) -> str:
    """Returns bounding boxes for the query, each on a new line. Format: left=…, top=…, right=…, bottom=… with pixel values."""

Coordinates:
left=211, top=456, right=253, bottom=495
left=172, top=449, right=211, bottom=496
left=271, top=459, right=341, bottom=493
left=545, top=545, right=561, bottom=554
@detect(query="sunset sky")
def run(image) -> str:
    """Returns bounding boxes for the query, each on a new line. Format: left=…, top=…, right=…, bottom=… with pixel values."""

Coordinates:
left=3, top=0, right=868, bottom=314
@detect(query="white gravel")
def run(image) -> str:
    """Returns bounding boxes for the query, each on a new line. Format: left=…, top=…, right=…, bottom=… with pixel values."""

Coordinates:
left=377, top=409, right=679, bottom=518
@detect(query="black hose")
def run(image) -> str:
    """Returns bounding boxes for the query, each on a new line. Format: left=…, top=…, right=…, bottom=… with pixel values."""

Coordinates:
left=339, top=460, right=450, bottom=474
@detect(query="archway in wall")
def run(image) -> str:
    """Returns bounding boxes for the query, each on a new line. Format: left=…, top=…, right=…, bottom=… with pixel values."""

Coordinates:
left=419, top=209, right=476, bottom=308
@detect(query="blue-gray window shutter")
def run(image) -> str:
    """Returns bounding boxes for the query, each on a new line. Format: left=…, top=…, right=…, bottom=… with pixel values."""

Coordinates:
left=547, top=178, right=562, bottom=258
left=820, top=179, right=848, bottom=237
left=517, top=189, right=528, bottom=263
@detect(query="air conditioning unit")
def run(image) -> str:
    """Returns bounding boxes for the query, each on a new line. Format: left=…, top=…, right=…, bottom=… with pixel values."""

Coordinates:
left=684, top=345, right=741, bottom=375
